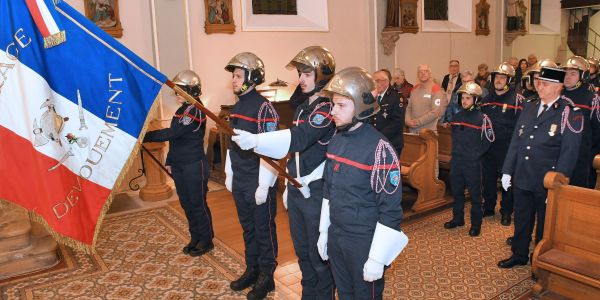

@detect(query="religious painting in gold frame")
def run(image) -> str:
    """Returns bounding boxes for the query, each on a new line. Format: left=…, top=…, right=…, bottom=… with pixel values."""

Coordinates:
left=204, top=0, right=236, bottom=34
left=84, top=0, right=123, bottom=38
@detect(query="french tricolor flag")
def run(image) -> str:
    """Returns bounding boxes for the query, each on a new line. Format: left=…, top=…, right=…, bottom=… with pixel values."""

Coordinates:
left=0, top=0, right=167, bottom=252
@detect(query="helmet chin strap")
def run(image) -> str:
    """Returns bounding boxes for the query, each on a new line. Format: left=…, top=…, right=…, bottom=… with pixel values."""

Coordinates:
left=336, top=117, right=359, bottom=132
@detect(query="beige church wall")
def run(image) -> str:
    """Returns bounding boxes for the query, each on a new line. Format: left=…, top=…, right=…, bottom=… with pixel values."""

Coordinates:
left=386, top=0, right=501, bottom=85
left=65, top=0, right=156, bottom=64
left=187, top=0, right=376, bottom=117
left=588, top=11, right=600, bottom=58
left=510, top=34, right=562, bottom=62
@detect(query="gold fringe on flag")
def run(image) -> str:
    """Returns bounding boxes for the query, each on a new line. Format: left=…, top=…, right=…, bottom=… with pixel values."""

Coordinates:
left=43, top=31, right=66, bottom=49
left=0, top=96, right=162, bottom=255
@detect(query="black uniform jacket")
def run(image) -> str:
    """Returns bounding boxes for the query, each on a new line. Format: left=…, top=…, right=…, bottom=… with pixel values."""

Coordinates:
left=229, top=89, right=279, bottom=179
left=287, top=97, right=335, bottom=178
left=371, top=87, right=406, bottom=152
left=143, top=103, right=206, bottom=165
left=450, top=108, right=492, bottom=161
left=323, top=124, right=403, bottom=236
left=502, top=97, right=583, bottom=192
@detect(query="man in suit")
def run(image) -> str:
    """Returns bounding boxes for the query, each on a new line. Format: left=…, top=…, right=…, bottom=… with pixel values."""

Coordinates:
left=442, top=59, right=462, bottom=99
left=372, top=69, right=406, bottom=156
left=498, top=66, right=583, bottom=269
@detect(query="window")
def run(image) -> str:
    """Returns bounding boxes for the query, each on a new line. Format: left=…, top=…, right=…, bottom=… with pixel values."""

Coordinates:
left=252, top=0, right=297, bottom=15
left=424, top=0, right=448, bottom=21
left=531, top=0, right=542, bottom=25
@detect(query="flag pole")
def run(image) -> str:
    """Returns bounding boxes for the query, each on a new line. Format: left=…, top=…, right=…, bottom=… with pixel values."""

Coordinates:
left=165, top=80, right=302, bottom=188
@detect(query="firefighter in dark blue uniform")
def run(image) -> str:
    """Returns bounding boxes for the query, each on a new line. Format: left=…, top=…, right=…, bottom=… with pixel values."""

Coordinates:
left=143, top=70, right=214, bottom=256
left=562, top=56, right=596, bottom=188
left=480, top=62, right=521, bottom=226
left=317, top=67, right=408, bottom=299
left=444, top=82, right=494, bottom=237
left=224, top=52, right=280, bottom=300
left=505, top=59, right=559, bottom=247
left=498, top=66, right=583, bottom=269
left=588, top=57, right=600, bottom=187
left=587, top=57, right=600, bottom=92
left=371, top=69, right=406, bottom=156
left=231, top=46, right=337, bottom=299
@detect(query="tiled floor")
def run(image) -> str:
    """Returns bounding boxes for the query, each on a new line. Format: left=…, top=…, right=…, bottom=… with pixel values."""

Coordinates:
left=118, top=180, right=305, bottom=299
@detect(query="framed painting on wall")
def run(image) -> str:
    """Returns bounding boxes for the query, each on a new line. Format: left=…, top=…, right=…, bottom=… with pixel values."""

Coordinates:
left=204, top=0, right=236, bottom=34
left=241, top=0, right=328, bottom=32
left=84, top=0, right=123, bottom=38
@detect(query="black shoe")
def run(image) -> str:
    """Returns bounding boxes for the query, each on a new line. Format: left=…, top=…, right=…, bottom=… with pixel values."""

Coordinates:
left=468, top=226, right=481, bottom=237
left=483, top=210, right=495, bottom=217
left=182, top=240, right=198, bottom=255
left=444, top=220, right=465, bottom=229
left=230, top=267, right=259, bottom=291
left=189, top=240, right=214, bottom=257
left=497, top=256, right=528, bottom=268
left=501, top=213, right=512, bottom=226
left=247, top=272, right=275, bottom=300
left=506, top=236, right=513, bottom=246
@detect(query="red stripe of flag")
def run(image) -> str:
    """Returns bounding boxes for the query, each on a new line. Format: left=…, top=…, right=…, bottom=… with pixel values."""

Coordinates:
left=24, top=0, right=51, bottom=37
left=0, top=125, right=111, bottom=245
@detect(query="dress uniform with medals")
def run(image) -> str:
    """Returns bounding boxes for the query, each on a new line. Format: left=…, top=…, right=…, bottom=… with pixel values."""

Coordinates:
left=372, top=73, right=406, bottom=156
left=480, top=62, right=521, bottom=225
left=498, top=66, right=583, bottom=269
left=143, top=70, right=214, bottom=256
left=444, top=82, right=494, bottom=237
left=561, top=56, right=596, bottom=188
left=317, top=67, right=408, bottom=299
left=224, top=53, right=280, bottom=300
left=231, top=46, right=337, bottom=299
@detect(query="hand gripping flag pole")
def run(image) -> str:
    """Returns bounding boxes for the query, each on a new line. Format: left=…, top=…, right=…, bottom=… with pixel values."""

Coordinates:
left=165, top=80, right=302, bottom=189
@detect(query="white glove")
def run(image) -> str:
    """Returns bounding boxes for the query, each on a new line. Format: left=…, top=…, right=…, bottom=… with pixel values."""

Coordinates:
left=225, top=150, right=233, bottom=192
left=363, top=258, right=384, bottom=282
left=317, top=233, right=328, bottom=261
left=317, top=199, right=331, bottom=261
left=282, top=187, right=288, bottom=210
left=255, top=185, right=269, bottom=205
left=225, top=175, right=233, bottom=192
left=231, top=129, right=257, bottom=150
left=501, top=174, right=512, bottom=191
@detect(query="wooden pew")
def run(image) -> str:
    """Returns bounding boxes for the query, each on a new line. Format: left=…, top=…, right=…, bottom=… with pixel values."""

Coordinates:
left=531, top=172, right=600, bottom=299
left=437, top=125, right=452, bottom=170
left=594, top=154, right=600, bottom=190
left=400, top=129, right=448, bottom=212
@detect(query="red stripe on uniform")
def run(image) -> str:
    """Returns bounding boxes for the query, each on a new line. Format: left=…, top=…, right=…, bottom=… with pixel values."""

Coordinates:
left=480, top=102, right=522, bottom=110
left=450, top=122, right=490, bottom=130
left=326, top=153, right=397, bottom=171
left=25, top=0, right=51, bottom=37
left=574, top=104, right=592, bottom=111
left=0, top=126, right=112, bottom=245
left=175, top=113, right=206, bottom=123
left=230, top=114, right=278, bottom=123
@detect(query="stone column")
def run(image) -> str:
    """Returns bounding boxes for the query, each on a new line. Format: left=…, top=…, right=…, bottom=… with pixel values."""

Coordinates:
left=139, top=120, right=173, bottom=201
left=0, top=203, right=59, bottom=280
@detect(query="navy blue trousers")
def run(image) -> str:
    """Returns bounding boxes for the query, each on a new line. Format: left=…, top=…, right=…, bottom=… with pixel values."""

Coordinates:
left=288, top=179, right=335, bottom=300
left=171, top=159, right=214, bottom=244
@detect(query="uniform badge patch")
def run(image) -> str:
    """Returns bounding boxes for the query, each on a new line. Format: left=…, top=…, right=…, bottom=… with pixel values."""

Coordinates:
left=389, top=170, right=400, bottom=186
left=311, top=114, right=325, bottom=125
left=266, top=122, right=277, bottom=132
left=181, top=115, right=193, bottom=126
